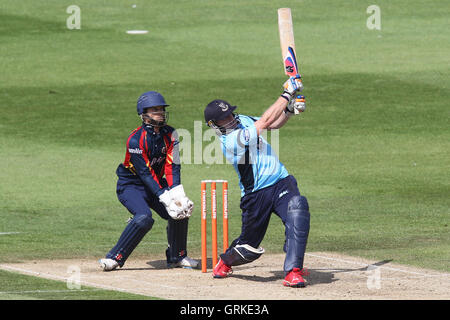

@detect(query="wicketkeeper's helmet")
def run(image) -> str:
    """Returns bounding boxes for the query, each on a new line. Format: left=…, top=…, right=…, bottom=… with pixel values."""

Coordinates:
left=137, top=91, right=169, bottom=115
left=137, top=91, right=169, bottom=127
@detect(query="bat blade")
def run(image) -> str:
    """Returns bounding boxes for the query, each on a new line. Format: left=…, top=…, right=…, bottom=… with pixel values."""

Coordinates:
left=284, top=46, right=298, bottom=77
left=278, top=8, right=299, bottom=76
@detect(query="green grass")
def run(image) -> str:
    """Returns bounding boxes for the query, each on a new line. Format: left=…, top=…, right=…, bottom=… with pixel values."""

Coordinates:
left=0, top=270, right=155, bottom=300
left=0, top=0, right=448, bottom=299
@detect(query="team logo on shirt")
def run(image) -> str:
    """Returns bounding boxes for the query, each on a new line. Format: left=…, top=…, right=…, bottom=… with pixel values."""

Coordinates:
left=128, top=148, right=143, bottom=154
left=243, top=129, right=250, bottom=142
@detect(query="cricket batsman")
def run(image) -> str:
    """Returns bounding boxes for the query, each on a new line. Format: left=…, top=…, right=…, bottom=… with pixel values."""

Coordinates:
left=203, top=76, right=310, bottom=287
left=99, top=91, right=198, bottom=271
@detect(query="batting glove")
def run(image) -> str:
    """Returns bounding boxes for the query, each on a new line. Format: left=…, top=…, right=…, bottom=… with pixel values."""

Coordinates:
left=281, top=75, right=303, bottom=101
left=285, top=95, right=306, bottom=116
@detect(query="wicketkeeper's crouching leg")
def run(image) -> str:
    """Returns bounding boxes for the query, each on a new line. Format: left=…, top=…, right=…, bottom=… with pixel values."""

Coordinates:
left=105, top=213, right=154, bottom=267
left=165, top=217, right=199, bottom=269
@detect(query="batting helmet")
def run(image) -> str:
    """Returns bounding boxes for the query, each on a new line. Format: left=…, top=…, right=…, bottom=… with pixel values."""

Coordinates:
left=204, top=99, right=239, bottom=135
left=204, top=99, right=237, bottom=125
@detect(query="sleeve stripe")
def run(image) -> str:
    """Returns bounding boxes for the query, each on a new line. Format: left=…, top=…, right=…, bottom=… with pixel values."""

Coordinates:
left=163, top=133, right=174, bottom=186
left=123, top=127, right=141, bottom=167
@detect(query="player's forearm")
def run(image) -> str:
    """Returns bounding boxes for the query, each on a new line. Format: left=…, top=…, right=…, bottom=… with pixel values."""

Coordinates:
left=165, top=163, right=181, bottom=187
left=139, top=172, right=166, bottom=196
left=130, top=155, right=165, bottom=196
left=164, top=140, right=181, bottom=187
left=255, top=97, right=288, bottom=132
left=268, top=111, right=290, bottom=129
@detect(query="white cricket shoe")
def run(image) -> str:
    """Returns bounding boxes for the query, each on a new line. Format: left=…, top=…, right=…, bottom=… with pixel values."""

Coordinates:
left=168, top=256, right=199, bottom=269
left=99, top=258, right=119, bottom=271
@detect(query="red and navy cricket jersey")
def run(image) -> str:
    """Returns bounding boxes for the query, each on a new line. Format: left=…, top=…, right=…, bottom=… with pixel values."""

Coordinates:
left=116, top=123, right=180, bottom=196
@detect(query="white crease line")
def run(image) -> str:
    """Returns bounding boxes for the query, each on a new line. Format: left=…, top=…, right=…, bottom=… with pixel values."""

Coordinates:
left=0, top=264, right=150, bottom=296
left=305, top=253, right=450, bottom=278
left=0, top=232, right=21, bottom=235
left=0, top=265, right=68, bottom=281
left=0, top=289, right=101, bottom=294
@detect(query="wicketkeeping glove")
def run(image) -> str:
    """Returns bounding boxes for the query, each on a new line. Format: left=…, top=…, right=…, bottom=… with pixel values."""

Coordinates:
left=169, top=184, right=194, bottom=219
left=159, top=189, right=185, bottom=220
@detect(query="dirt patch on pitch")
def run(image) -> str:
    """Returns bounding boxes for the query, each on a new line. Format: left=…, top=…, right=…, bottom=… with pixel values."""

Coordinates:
left=1, top=252, right=448, bottom=300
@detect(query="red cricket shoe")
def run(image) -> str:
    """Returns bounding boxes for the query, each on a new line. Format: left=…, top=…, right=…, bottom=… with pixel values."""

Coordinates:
left=212, top=259, right=233, bottom=278
left=283, top=268, right=309, bottom=288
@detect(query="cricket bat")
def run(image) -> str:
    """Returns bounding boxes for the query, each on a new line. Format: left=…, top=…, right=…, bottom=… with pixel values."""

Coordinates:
left=278, top=8, right=305, bottom=114
left=278, top=8, right=299, bottom=77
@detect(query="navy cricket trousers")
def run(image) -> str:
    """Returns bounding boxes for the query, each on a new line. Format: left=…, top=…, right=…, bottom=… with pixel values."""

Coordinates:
left=106, top=183, right=188, bottom=265
left=223, top=175, right=310, bottom=272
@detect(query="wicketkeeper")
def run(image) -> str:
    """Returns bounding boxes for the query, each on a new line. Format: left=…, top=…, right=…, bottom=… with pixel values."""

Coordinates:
left=99, top=91, right=198, bottom=271
left=204, top=76, right=310, bottom=287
